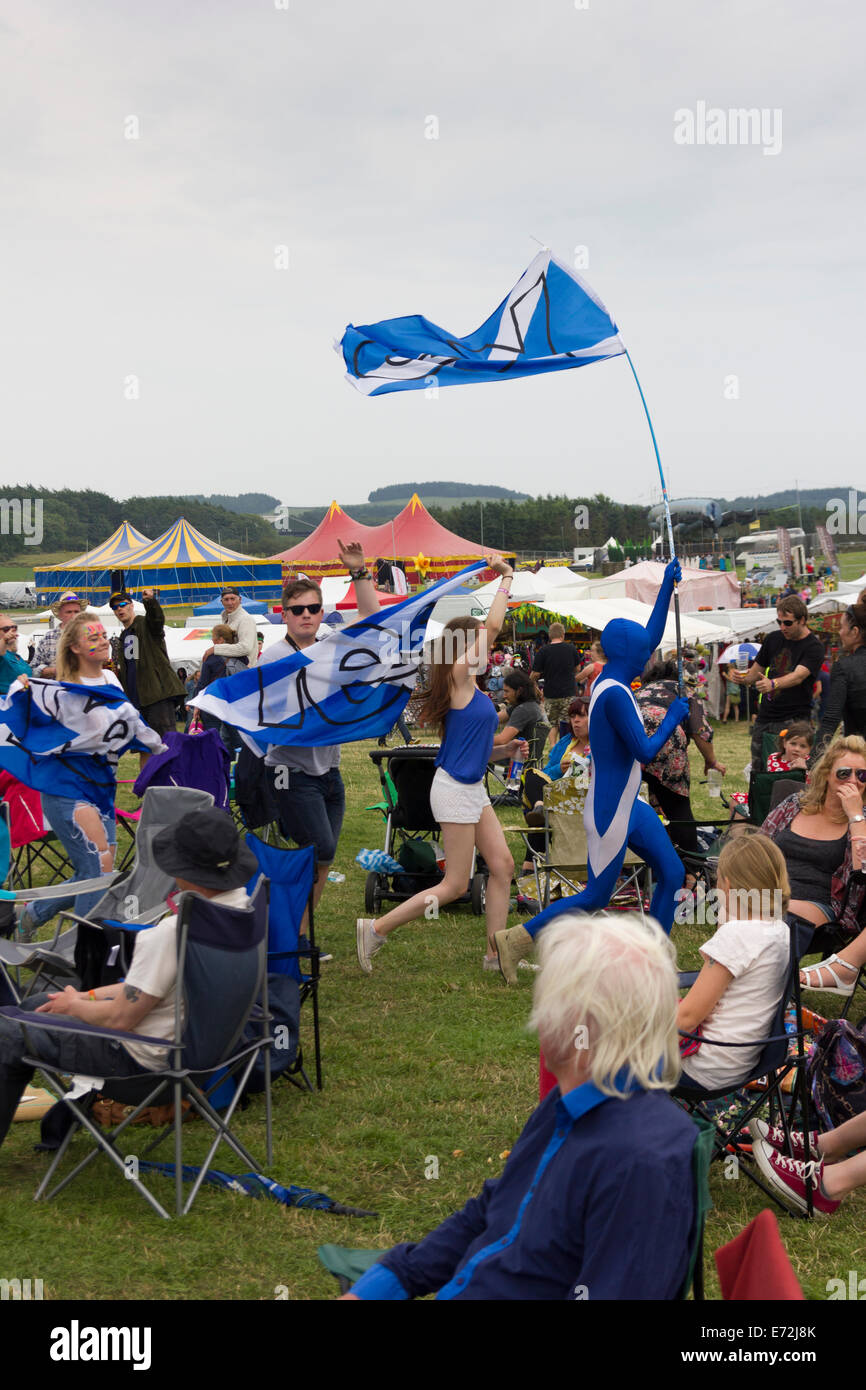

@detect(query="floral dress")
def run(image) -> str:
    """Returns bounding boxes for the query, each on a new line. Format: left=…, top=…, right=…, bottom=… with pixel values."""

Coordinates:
left=635, top=680, right=712, bottom=808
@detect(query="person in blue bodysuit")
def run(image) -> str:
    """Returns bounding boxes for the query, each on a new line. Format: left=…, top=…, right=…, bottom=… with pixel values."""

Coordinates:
left=495, top=559, right=689, bottom=983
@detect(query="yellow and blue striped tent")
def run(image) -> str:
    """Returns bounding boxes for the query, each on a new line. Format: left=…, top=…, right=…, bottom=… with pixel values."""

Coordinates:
left=34, top=521, right=153, bottom=603
left=35, top=517, right=282, bottom=608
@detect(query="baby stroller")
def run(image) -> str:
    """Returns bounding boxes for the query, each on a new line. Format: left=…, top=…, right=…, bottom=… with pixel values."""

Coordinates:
left=366, top=747, right=487, bottom=916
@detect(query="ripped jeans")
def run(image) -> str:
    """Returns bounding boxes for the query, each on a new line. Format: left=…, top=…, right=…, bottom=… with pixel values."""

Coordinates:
left=25, top=795, right=117, bottom=930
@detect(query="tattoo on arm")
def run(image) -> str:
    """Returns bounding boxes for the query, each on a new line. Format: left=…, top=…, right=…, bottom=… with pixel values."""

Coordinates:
left=123, top=984, right=142, bottom=1003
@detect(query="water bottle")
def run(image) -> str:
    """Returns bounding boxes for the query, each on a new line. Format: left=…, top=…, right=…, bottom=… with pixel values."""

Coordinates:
left=506, top=758, right=525, bottom=790
left=707, top=767, right=722, bottom=798
left=736, top=649, right=749, bottom=673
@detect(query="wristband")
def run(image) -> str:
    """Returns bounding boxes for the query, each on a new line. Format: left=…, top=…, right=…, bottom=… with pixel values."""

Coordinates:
left=349, top=566, right=371, bottom=582
left=88, top=990, right=96, bottom=1000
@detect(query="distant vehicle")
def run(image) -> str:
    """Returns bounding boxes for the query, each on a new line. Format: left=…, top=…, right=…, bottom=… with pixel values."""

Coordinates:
left=647, top=498, right=757, bottom=536
left=0, top=582, right=37, bottom=609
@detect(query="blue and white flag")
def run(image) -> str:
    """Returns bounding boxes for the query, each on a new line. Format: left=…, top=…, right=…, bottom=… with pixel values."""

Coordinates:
left=0, top=679, right=165, bottom=815
left=339, top=249, right=624, bottom=397
left=192, top=564, right=486, bottom=750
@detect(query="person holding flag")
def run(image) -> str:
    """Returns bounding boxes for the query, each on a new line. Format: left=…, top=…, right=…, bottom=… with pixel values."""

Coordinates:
left=356, top=555, right=528, bottom=974
left=4, top=614, right=166, bottom=941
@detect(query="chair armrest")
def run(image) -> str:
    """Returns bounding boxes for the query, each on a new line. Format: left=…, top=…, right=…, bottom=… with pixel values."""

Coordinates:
left=0, top=1005, right=170, bottom=1048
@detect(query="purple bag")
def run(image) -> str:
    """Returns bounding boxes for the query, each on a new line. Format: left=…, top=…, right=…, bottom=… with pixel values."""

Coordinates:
left=807, top=1019, right=866, bottom=1130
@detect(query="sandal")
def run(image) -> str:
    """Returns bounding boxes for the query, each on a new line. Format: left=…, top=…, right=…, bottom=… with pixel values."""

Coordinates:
left=800, top=954, right=860, bottom=996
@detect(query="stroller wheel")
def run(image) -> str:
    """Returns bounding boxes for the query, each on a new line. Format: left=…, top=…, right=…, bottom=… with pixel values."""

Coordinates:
left=364, top=871, right=382, bottom=914
left=470, top=872, right=487, bottom=916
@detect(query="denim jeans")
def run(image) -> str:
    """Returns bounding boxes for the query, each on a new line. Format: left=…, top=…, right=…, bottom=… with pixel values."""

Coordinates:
left=25, top=795, right=117, bottom=930
left=270, top=766, right=345, bottom=865
left=0, top=991, right=151, bottom=1148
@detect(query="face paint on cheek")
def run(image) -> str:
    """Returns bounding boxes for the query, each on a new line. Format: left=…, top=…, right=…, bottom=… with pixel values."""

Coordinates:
left=83, top=625, right=105, bottom=654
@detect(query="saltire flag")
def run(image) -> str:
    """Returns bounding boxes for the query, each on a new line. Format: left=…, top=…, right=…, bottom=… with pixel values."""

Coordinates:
left=0, top=679, right=165, bottom=816
left=192, top=563, right=486, bottom=750
left=339, top=249, right=624, bottom=396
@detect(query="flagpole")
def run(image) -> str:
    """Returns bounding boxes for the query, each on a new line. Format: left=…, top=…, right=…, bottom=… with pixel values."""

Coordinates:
left=623, top=349, right=684, bottom=695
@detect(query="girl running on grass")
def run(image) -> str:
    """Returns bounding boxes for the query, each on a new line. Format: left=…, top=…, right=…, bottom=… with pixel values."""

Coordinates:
left=356, top=556, right=528, bottom=974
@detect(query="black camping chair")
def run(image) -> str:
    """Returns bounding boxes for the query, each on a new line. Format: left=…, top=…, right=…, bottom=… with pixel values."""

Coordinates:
left=0, top=877, right=271, bottom=1219
left=485, top=718, right=550, bottom=808
left=365, top=747, right=487, bottom=916
left=674, top=919, right=817, bottom=1219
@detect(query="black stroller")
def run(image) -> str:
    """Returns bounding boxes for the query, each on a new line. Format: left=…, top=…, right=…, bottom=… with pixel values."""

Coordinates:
left=365, top=747, right=487, bottom=915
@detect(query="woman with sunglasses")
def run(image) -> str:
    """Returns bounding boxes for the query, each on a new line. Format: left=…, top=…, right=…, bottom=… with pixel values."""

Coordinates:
left=813, top=602, right=866, bottom=759
left=0, top=615, right=30, bottom=695
left=760, top=735, right=866, bottom=993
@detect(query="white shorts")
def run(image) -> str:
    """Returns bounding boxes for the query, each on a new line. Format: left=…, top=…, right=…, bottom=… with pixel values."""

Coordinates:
left=429, top=767, right=491, bottom=825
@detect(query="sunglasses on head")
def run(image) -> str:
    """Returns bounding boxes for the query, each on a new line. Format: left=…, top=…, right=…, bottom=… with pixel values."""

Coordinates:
left=835, top=767, right=866, bottom=784
left=286, top=603, right=322, bottom=616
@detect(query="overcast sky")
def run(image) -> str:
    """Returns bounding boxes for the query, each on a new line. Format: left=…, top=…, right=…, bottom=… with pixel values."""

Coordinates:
left=2, top=0, right=863, bottom=510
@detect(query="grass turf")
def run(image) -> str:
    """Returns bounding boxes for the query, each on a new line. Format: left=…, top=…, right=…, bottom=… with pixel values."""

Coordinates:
left=1, top=718, right=864, bottom=1301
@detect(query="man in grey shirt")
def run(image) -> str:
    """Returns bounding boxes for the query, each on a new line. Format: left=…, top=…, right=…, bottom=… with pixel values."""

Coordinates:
left=259, top=542, right=381, bottom=908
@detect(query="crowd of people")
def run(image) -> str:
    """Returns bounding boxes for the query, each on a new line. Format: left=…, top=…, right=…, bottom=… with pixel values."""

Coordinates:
left=1, top=550, right=866, bottom=1296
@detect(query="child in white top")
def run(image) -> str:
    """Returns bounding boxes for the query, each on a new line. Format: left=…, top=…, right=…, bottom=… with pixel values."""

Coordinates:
left=677, top=833, right=791, bottom=1092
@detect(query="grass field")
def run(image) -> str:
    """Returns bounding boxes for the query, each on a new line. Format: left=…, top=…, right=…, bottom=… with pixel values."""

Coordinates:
left=1, top=715, right=864, bottom=1302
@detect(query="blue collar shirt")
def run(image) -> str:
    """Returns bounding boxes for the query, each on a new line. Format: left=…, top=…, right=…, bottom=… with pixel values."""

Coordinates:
left=351, top=1081, right=697, bottom=1301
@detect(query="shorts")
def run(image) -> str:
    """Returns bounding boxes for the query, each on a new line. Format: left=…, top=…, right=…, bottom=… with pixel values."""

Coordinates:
left=429, top=768, right=491, bottom=825
left=141, top=698, right=179, bottom=738
left=270, top=765, right=345, bottom=864
left=544, top=697, right=572, bottom=730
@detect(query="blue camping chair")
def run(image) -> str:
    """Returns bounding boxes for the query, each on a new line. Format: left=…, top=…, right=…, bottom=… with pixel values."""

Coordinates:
left=0, top=877, right=271, bottom=1219
left=247, top=836, right=322, bottom=1091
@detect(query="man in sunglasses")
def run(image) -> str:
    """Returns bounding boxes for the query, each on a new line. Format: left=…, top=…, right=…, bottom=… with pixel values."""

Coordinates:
left=730, top=595, right=824, bottom=774
left=258, top=541, right=381, bottom=908
left=0, top=615, right=30, bottom=697
left=108, top=589, right=185, bottom=741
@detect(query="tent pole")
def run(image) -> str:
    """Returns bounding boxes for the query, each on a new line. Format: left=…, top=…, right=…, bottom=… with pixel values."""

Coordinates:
left=623, top=349, right=683, bottom=695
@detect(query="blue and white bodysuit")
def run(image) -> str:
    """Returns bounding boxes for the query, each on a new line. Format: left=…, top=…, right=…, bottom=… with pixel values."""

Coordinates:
left=525, top=559, right=688, bottom=937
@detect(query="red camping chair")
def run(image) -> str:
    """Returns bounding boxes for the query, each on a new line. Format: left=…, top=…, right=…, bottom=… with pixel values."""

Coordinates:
left=0, top=770, right=72, bottom=889
left=714, top=1209, right=804, bottom=1300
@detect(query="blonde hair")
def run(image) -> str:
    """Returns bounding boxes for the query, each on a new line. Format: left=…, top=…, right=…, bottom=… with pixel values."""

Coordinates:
left=800, top=734, right=866, bottom=816
left=56, top=611, right=100, bottom=682
left=529, top=913, right=681, bottom=1095
left=549, top=622, right=565, bottom=639
left=717, top=832, right=790, bottom=918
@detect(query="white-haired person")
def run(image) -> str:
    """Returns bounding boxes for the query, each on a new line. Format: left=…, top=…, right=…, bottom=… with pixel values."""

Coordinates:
left=676, top=835, right=792, bottom=1093
left=341, top=913, right=698, bottom=1301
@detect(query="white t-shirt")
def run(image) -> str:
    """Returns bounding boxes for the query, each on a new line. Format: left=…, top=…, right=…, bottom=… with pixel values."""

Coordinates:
left=681, top=917, right=790, bottom=1092
left=258, top=635, right=340, bottom=777
left=80, top=672, right=123, bottom=688
left=120, top=886, right=251, bottom=1068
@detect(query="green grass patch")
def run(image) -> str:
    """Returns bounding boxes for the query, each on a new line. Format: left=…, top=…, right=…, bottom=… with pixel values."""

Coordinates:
left=1, top=724, right=863, bottom=1300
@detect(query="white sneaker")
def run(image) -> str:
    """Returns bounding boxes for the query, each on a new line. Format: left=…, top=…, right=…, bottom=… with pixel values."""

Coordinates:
left=356, top=918, right=385, bottom=974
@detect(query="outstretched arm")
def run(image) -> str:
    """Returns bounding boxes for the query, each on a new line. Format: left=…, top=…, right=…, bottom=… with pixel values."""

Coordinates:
left=643, top=558, right=681, bottom=655
left=602, top=685, right=689, bottom=763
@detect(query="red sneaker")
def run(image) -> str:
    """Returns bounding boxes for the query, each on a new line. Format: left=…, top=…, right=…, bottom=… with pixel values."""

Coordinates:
left=749, top=1119, right=821, bottom=1162
left=752, top=1141, right=840, bottom=1215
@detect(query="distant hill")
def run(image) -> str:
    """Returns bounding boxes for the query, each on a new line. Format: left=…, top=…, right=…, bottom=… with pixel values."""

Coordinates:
left=368, top=482, right=528, bottom=502
left=720, top=488, right=851, bottom=511
left=190, top=493, right=281, bottom=515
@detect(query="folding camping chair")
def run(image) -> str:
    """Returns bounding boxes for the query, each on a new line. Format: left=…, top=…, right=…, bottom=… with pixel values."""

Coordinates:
left=0, top=877, right=271, bottom=1220
left=674, top=919, right=817, bottom=1219
left=485, top=718, right=551, bottom=808
left=247, top=835, right=323, bottom=1091
left=0, top=786, right=215, bottom=1002
left=504, top=772, right=650, bottom=916
left=0, top=771, right=73, bottom=890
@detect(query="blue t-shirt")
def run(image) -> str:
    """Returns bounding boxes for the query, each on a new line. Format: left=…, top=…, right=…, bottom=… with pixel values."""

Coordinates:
left=435, top=689, right=499, bottom=785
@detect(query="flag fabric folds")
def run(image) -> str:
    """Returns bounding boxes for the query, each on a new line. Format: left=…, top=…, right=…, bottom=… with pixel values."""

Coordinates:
left=339, top=250, right=624, bottom=397
left=192, top=563, right=486, bottom=750
left=0, top=679, right=165, bottom=815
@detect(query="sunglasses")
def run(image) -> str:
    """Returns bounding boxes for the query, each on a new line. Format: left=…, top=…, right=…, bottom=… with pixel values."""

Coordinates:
left=0, top=624, right=18, bottom=633
left=286, top=603, right=322, bottom=616
left=835, top=768, right=866, bottom=785
left=110, top=602, right=131, bottom=611
left=777, top=618, right=797, bottom=627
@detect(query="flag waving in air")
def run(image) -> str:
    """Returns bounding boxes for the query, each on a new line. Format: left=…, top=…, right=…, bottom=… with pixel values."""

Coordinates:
left=339, top=249, right=624, bottom=397
left=192, top=564, right=486, bottom=750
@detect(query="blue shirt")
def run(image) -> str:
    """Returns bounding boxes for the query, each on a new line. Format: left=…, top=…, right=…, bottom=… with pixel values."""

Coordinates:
left=351, top=1083, right=697, bottom=1301
left=434, top=689, right=499, bottom=785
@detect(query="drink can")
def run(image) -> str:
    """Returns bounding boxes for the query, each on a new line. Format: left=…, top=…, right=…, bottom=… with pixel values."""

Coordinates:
left=506, top=758, right=525, bottom=789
